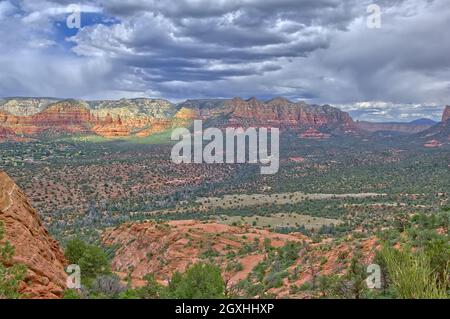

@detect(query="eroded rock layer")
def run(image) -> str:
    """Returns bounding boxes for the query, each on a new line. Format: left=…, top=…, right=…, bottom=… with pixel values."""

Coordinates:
left=0, top=97, right=359, bottom=140
left=0, top=171, right=67, bottom=298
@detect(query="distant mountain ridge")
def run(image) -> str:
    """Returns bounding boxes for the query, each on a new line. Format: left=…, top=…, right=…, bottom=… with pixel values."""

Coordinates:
left=1, top=97, right=446, bottom=142
left=410, top=118, right=438, bottom=125
left=0, top=97, right=358, bottom=141
left=178, top=97, right=357, bottom=134
left=356, top=118, right=437, bottom=134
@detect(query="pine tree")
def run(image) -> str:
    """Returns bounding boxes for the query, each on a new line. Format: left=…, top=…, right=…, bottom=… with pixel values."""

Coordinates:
left=0, top=221, right=27, bottom=299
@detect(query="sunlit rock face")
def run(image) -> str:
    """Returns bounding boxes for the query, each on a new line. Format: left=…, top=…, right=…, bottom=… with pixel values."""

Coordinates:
left=0, top=97, right=359, bottom=140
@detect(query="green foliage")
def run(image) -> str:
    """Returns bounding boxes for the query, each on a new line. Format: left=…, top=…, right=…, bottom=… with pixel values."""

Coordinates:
left=0, top=222, right=27, bottom=299
left=168, top=263, right=225, bottom=299
left=298, top=281, right=314, bottom=291
left=379, top=244, right=448, bottom=299
left=124, top=263, right=226, bottom=299
left=133, top=274, right=167, bottom=299
left=375, top=211, right=449, bottom=299
left=312, top=257, right=369, bottom=299
left=119, top=289, right=142, bottom=299
left=424, top=238, right=450, bottom=288
left=338, top=257, right=369, bottom=299
left=263, top=271, right=285, bottom=289
left=317, top=274, right=341, bottom=298
left=65, top=238, right=88, bottom=264
left=63, top=289, right=81, bottom=299
left=78, top=246, right=110, bottom=281
left=3, top=136, right=450, bottom=300
left=64, top=238, right=111, bottom=285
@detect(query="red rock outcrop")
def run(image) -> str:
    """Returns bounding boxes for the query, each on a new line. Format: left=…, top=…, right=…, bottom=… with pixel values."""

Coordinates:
left=102, top=220, right=306, bottom=287
left=0, top=101, right=95, bottom=136
left=0, top=100, right=175, bottom=139
left=0, top=101, right=137, bottom=138
left=176, top=97, right=357, bottom=133
left=299, top=128, right=331, bottom=139
left=0, top=171, right=67, bottom=298
left=102, top=219, right=380, bottom=298
left=135, top=120, right=172, bottom=137
left=442, top=106, right=450, bottom=123
left=174, top=107, right=199, bottom=121
left=0, top=126, right=18, bottom=141
left=424, top=139, right=443, bottom=148
left=223, top=97, right=356, bottom=132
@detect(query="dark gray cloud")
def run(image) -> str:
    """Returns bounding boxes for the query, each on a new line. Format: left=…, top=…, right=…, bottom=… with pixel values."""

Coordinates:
left=0, top=0, right=449, bottom=121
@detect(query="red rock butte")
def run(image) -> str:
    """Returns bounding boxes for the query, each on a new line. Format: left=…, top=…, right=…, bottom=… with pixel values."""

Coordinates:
left=442, top=106, right=450, bottom=123
left=223, top=97, right=356, bottom=130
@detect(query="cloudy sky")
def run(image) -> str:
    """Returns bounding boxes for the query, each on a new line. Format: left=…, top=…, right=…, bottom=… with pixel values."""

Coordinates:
left=0, top=0, right=449, bottom=121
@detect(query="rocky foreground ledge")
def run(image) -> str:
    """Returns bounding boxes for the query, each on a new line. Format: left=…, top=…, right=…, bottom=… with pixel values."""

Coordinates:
left=0, top=171, right=67, bottom=298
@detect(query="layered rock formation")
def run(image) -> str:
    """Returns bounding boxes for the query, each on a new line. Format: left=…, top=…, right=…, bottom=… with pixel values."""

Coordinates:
left=0, top=98, right=179, bottom=139
left=89, top=98, right=176, bottom=120
left=226, top=97, right=354, bottom=127
left=0, top=100, right=94, bottom=136
left=0, top=171, right=67, bottom=298
left=0, top=126, right=19, bottom=142
left=0, top=98, right=58, bottom=116
left=31, top=100, right=94, bottom=134
left=0, top=97, right=358, bottom=141
left=179, top=97, right=357, bottom=134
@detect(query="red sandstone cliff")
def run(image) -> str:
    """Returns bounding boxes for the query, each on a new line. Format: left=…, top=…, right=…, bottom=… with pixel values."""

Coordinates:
left=223, top=97, right=356, bottom=131
left=0, top=171, right=67, bottom=298
left=0, top=126, right=19, bottom=141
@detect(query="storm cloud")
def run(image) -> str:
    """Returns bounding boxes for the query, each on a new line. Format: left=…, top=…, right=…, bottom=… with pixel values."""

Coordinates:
left=0, top=0, right=449, bottom=121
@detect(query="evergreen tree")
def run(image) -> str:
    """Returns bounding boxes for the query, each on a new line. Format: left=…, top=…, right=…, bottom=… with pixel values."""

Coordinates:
left=0, top=222, right=27, bottom=299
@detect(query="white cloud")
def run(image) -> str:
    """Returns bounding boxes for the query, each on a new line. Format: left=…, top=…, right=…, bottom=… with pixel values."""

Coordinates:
left=0, top=0, right=448, bottom=122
